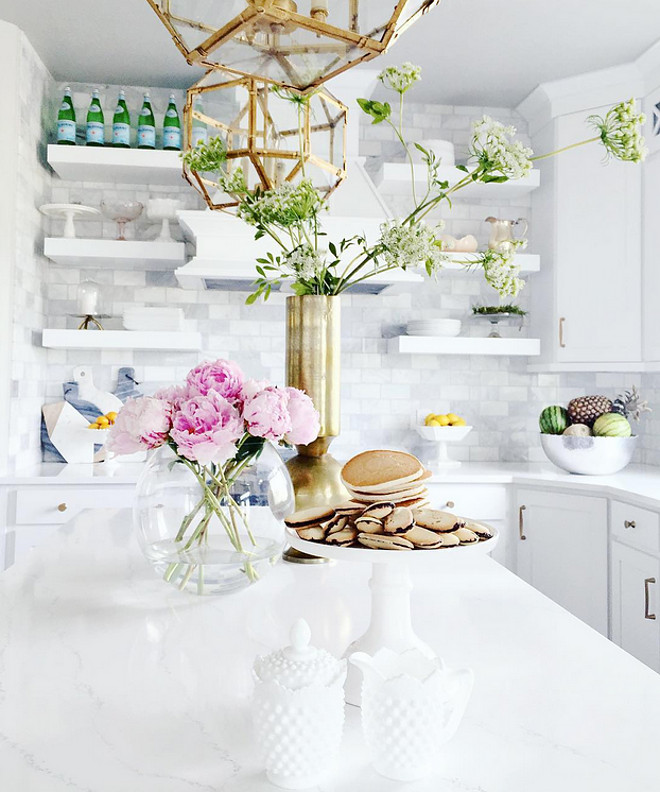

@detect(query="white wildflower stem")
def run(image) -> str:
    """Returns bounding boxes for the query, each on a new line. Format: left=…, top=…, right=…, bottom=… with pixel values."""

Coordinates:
left=531, top=136, right=600, bottom=161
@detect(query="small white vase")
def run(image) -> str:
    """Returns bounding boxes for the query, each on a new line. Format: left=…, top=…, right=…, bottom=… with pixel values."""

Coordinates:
left=350, top=647, right=473, bottom=782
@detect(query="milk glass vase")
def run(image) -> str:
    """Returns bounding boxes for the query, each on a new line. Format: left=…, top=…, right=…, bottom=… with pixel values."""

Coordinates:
left=134, top=442, right=294, bottom=595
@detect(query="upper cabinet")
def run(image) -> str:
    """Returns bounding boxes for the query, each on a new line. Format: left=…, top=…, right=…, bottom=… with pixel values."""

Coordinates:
left=528, top=105, right=642, bottom=367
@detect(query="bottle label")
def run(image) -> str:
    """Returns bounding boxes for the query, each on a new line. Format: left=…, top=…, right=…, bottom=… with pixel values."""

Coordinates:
left=163, top=128, right=181, bottom=149
left=191, top=129, right=207, bottom=147
left=60, top=101, right=70, bottom=112
left=140, top=107, right=151, bottom=117
left=57, top=119, right=76, bottom=143
left=138, top=125, right=156, bottom=148
left=115, top=105, right=123, bottom=114
left=86, top=121, right=104, bottom=144
left=166, top=108, right=178, bottom=118
left=113, top=122, right=130, bottom=146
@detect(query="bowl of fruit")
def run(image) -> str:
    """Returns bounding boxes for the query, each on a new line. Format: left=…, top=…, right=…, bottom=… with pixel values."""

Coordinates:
left=416, top=413, right=472, bottom=470
left=539, top=388, right=650, bottom=475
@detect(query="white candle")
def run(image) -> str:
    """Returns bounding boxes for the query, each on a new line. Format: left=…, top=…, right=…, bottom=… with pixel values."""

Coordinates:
left=78, top=282, right=99, bottom=315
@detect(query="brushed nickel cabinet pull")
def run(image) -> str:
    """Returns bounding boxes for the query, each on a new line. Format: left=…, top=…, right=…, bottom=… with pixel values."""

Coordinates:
left=645, top=578, right=656, bottom=620
left=519, top=505, right=527, bottom=541
left=57, top=503, right=68, bottom=512
left=445, top=500, right=455, bottom=509
left=624, top=520, right=636, bottom=529
left=559, top=317, right=566, bottom=348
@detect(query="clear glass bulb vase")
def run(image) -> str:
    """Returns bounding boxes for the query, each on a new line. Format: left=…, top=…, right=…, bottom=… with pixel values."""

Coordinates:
left=134, top=443, right=295, bottom=595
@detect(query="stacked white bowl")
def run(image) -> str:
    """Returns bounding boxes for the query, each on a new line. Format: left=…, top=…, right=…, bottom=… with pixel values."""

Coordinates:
left=406, top=318, right=462, bottom=337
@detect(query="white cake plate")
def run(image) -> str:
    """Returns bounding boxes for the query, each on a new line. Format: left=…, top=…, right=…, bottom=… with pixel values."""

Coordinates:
left=286, top=526, right=498, bottom=705
left=39, top=204, right=101, bottom=238
left=415, top=424, right=473, bottom=471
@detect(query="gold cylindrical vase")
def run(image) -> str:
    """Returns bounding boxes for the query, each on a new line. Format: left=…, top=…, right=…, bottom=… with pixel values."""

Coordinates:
left=286, top=295, right=341, bottom=456
left=285, top=295, right=347, bottom=511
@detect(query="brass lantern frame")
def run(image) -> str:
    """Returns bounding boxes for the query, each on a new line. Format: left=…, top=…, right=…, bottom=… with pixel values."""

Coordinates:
left=183, top=71, right=347, bottom=211
left=145, top=0, right=442, bottom=91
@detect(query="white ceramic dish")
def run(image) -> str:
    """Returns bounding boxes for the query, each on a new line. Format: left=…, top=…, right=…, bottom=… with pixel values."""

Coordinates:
left=540, top=433, right=638, bottom=475
left=406, top=319, right=462, bottom=337
left=39, top=203, right=101, bottom=238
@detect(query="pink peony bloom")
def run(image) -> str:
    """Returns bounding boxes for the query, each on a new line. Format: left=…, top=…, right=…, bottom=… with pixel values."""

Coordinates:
left=243, top=387, right=292, bottom=442
left=186, top=359, right=244, bottom=401
left=170, top=391, right=244, bottom=466
left=240, top=378, right=271, bottom=403
left=107, top=397, right=172, bottom=455
left=284, top=387, right=320, bottom=445
left=153, top=384, right=190, bottom=409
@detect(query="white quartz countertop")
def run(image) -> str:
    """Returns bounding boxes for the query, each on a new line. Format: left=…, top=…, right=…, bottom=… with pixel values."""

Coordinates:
left=1, top=509, right=659, bottom=791
left=4, top=461, right=660, bottom=509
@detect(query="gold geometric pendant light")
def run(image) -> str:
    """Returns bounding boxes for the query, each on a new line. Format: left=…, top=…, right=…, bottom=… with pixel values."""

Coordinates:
left=145, top=0, right=442, bottom=91
left=183, top=68, right=347, bottom=210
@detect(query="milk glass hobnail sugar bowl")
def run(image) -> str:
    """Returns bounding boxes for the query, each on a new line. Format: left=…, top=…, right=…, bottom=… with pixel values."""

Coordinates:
left=252, top=619, right=346, bottom=790
left=350, top=648, right=474, bottom=782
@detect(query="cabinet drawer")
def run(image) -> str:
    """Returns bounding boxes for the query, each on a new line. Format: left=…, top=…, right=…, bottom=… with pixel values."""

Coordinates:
left=425, top=484, right=506, bottom=520
left=611, top=501, right=660, bottom=554
left=14, top=486, right=134, bottom=525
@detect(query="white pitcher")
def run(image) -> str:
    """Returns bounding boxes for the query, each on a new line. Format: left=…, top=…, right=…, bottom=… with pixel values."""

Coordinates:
left=485, top=216, right=528, bottom=253
left=350, top=648, right=473, bottom=781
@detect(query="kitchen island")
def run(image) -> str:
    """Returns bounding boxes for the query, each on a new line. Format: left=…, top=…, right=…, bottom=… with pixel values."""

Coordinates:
left=1, top=509, right=659, bottom=791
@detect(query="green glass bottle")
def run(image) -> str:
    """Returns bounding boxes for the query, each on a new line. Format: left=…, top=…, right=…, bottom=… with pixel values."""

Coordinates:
left=191, top=98, right=207, bottom=148
left=112, top=90, right=131, bottom=148
left=56, top=87, right=76, bottom=145
left=85, top=90, right=105, bottom=147
left=137, top=92, right=156, bottom=150
left=162, top=94, right=182, bottom=151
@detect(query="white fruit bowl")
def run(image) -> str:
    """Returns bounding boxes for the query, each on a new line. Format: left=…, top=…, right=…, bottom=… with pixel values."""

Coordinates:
left=415, top=425, right=473, bottom=470
left=540, top=433, right=638, bottom=475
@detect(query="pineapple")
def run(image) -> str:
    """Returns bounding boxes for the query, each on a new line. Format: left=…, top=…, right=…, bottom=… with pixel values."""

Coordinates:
left=612, top=385, right=652, bottom=422
left=567, top=395, right=612, bottom=427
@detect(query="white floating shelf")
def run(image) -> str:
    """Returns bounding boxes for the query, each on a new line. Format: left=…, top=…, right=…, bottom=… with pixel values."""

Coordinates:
left=375, top=162, right=540, bottom=199
left=47, top=144, right=185, bottom=186
left=388, top=336, right=541, bottom=356
left=175, top=257, right=423, bottom=293
left=442, top=252, right=540, bottom=273
left=41, top=330, right=201, bottom=351
left=44, top=238, right=187, bottom=269
left=527, top=361, right=646, bottom=373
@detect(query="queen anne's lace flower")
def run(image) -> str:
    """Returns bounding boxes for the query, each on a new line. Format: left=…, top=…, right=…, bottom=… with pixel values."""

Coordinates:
left=379, top=221, right=447, bottom=273
left=378, top=63, right=422, bottom=94
left=284, top=245, right=324, bottom=281
left=238, top=180, right=323, bottom=228
left=470, top=117, right=533, bottom=181
left=480, top=249, right=525, bottom=297
left=588, top=99, right=647, bottom=163
left=218, top=167, right=248, bottom=195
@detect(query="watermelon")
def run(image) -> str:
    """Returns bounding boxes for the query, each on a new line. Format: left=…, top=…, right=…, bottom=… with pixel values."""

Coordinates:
left=593, top=412, right=632, bottom=438
left=539, top=405, right=569, bottom=434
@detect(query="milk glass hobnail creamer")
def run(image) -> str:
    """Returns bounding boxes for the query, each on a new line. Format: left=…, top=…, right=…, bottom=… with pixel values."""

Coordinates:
left=350, top=648, right=473, bottom=782
left=253, top=619, right=346, bottom=789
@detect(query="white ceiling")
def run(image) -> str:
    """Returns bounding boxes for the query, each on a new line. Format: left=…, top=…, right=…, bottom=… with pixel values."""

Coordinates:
left=1, top=0, right=660, bottom=106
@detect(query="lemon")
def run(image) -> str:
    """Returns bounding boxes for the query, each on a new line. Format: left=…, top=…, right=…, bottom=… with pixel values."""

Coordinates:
left=435, top=414, right=449, bottom=426
left=96, top=415, right=110, bottom=427
left=87, top=423, right=98, bottom=430
left=106, top=411, right=118, bottom=423
left=424, top=413, right=436, bottom=426
left=446, top=413, right=460, bottom=423
left=452, top=417, right=467, bottom=427
left=428, top=418, right=443, bottom=427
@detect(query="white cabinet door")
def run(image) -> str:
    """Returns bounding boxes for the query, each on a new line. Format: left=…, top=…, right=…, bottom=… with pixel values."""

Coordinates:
left=642, top=149, right=660, bottom=362
left=515, top=488, right=608, bottom=635
left=611, top=542, right=660, bottom=671
left=554, top=108, right=642, bottom=363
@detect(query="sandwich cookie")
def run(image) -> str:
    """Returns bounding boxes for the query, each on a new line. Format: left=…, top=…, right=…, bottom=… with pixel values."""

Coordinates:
left=357, top=533, right=414, bottom=551
left=453, top=527, right=479, bottom=545
left=383, top=506, right=415, bottom=535
left=296, top=525, right=328, bottom=542
left=400, top=524, right=444, bottom=549
left=412, top=508, right=466, bottom=533
left=285, top=505, right=335, bottom=529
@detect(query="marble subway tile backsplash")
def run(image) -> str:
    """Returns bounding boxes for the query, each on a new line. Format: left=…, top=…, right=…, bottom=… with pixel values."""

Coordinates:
left=8, top=68, right=659, bottom=469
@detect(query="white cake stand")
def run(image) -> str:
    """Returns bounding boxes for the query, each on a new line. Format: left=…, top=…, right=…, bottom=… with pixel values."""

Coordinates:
left=286, top=526, right=498, bottom=705
left=415, top=424, right=473, bottom=470
left=39, top=204, right=101, bottom=238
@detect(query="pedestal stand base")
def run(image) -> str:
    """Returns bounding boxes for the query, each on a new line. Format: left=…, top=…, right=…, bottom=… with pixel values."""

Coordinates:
left=344, top=562, right=435, bottom=706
